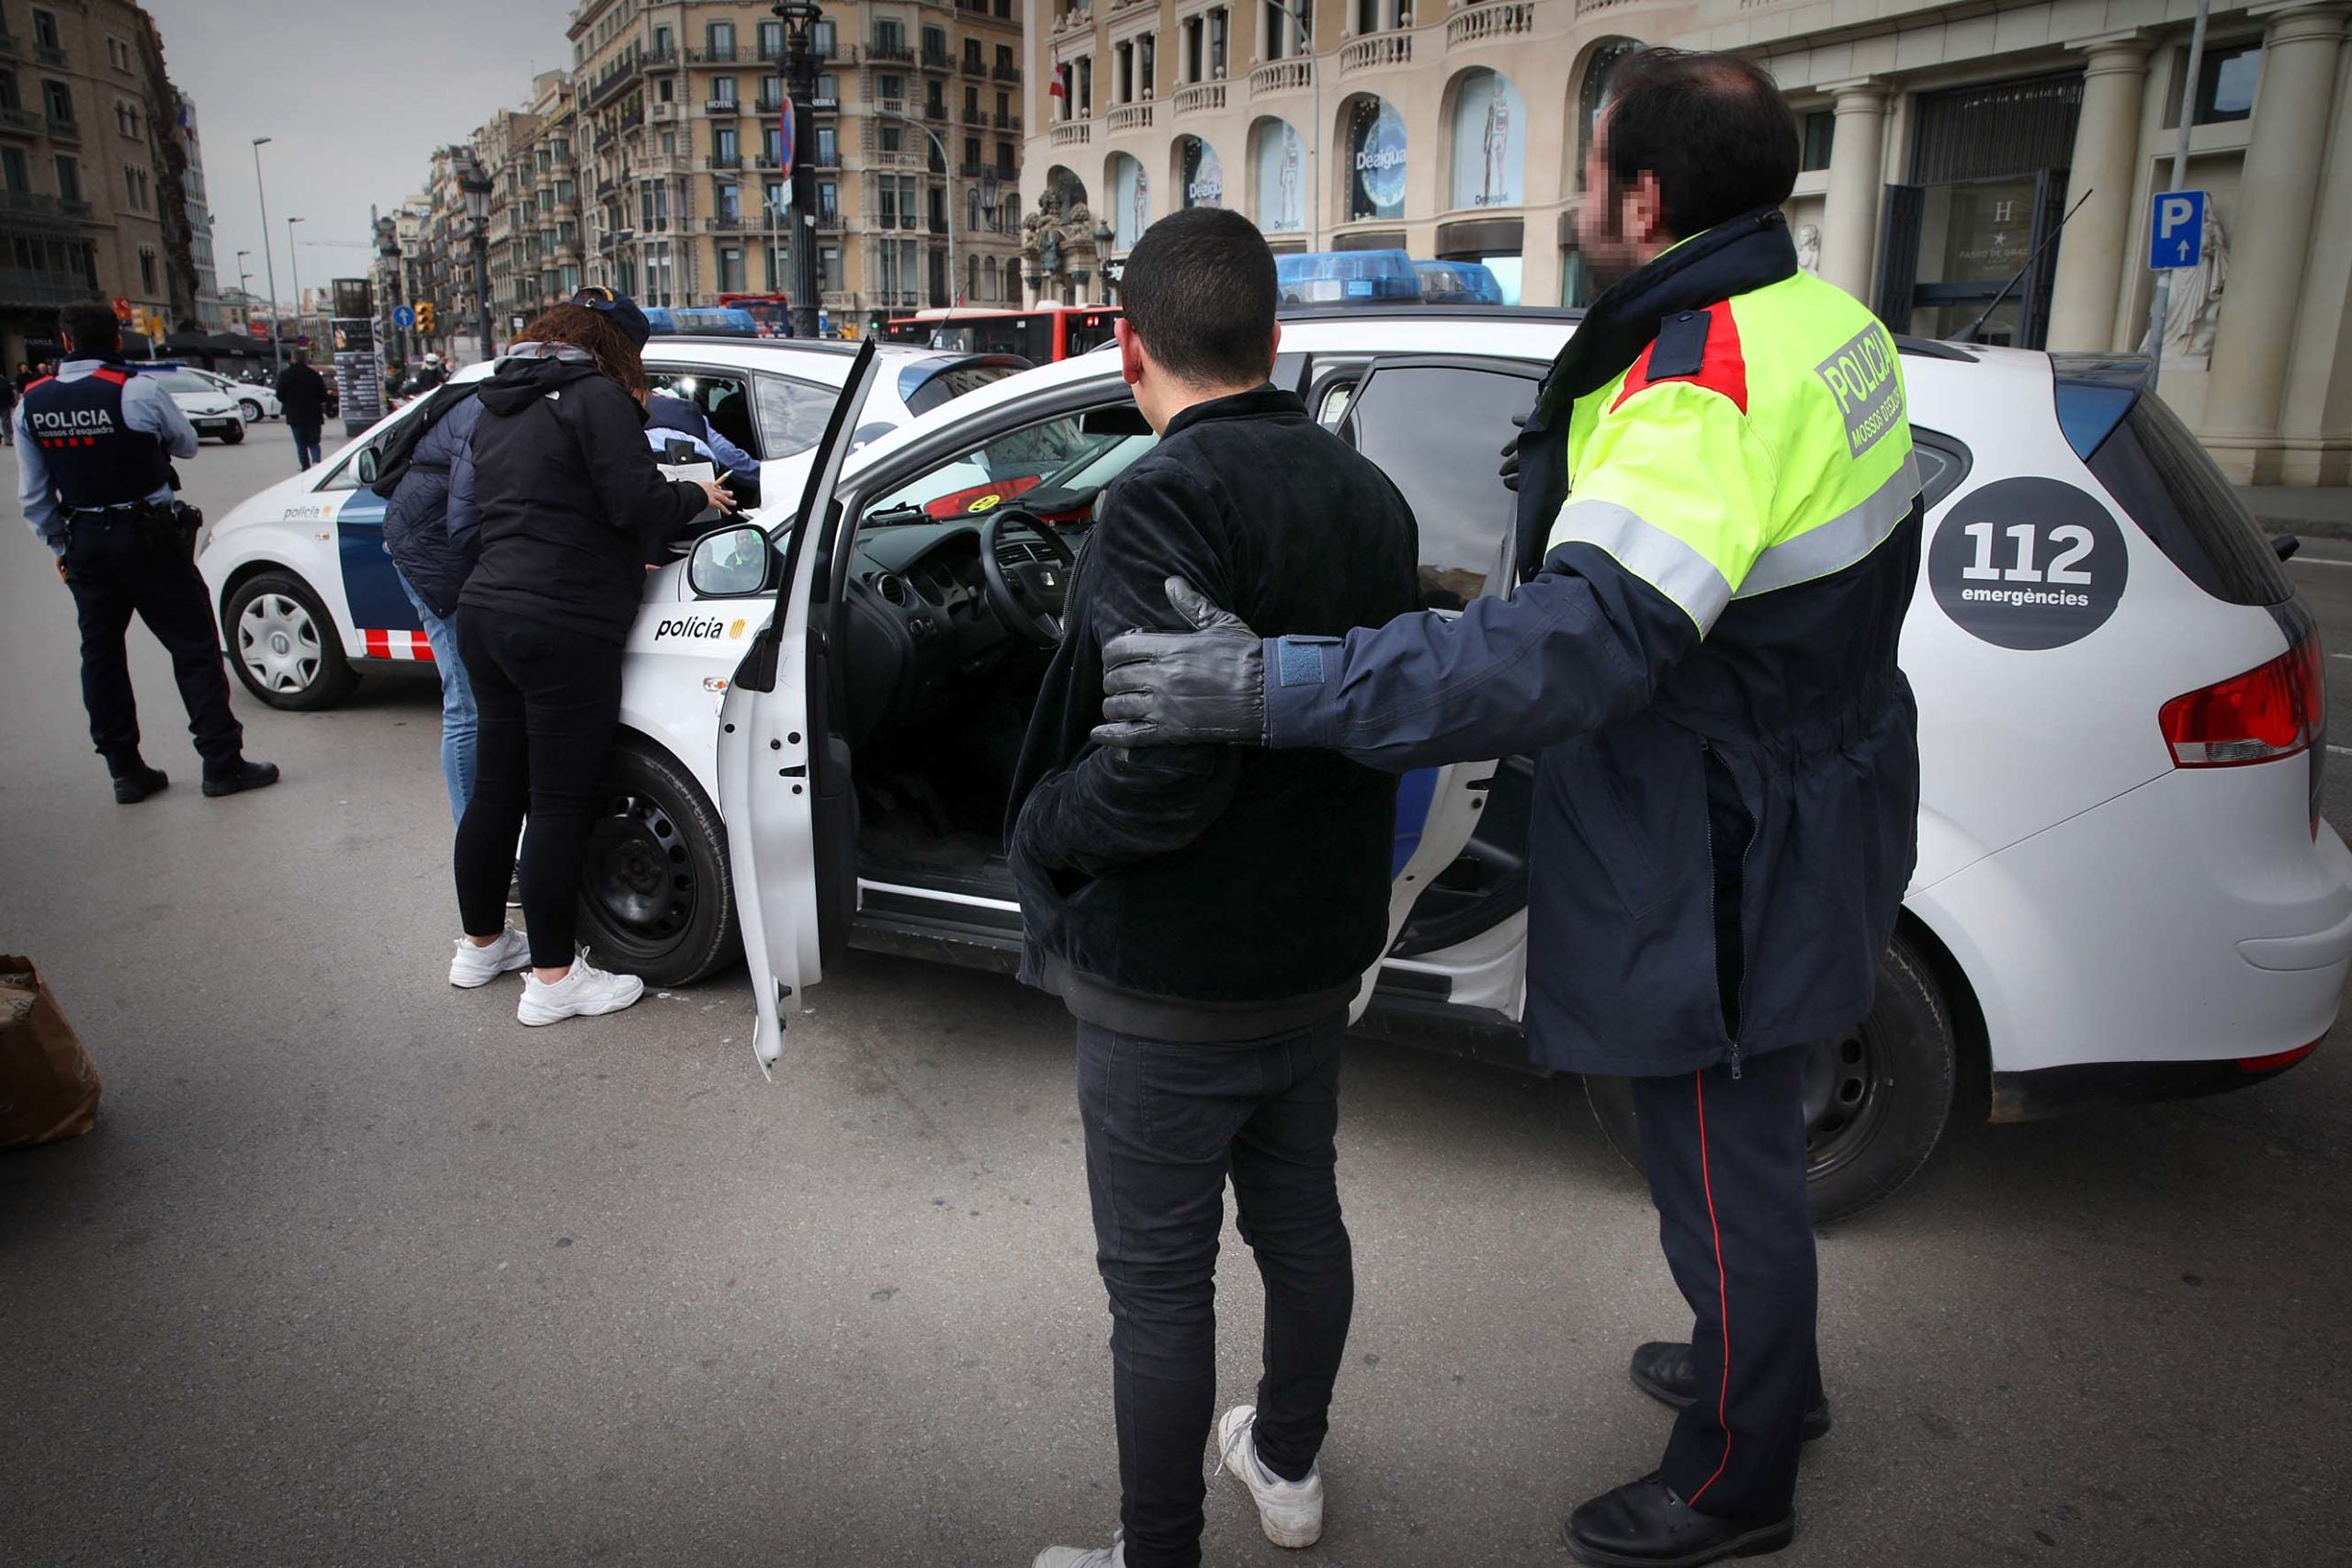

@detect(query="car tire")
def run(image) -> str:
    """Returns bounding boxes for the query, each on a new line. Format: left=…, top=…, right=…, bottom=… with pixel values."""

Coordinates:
left=239, top=399, right=264, bottom=422
left=574, top=744, right=740, bottom=988
left=220, top=424, right=244, bottom=445
left=1582, top=932, right=1957, bottom=1223
left=223, top=570, right=359, bottom=712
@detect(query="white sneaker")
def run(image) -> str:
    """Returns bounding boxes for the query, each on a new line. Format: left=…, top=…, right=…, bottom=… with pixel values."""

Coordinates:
left=1214, top=1404, right=1324, bottom=1549
left=1032, top=1536, right=1124, bottom=1568
left=516, top=953, right=645, bottom=1026
left=449, top=928, right=530, bottom=988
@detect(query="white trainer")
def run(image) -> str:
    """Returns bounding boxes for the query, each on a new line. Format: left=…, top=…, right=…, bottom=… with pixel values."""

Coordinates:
left=449, top=928, right=530, bottom=988
left=1031, top=1537, right=1124, bottom=1568
left=516, top=953, right=645, bottom=1026
left=1214, top=1404, right=1324, bottom=1549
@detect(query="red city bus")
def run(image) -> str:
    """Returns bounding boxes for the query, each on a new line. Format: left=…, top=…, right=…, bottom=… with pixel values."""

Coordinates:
left=716, top=293, right=793, bottom=337
left=881, top=305, right=1121, bottom=362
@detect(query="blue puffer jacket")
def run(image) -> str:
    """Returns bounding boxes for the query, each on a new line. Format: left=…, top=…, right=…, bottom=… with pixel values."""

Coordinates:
left=381, top=392, right=483, bottom=617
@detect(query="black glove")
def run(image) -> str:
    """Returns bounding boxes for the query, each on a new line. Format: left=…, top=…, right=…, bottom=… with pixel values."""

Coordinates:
left=1093, top=576, right=1267, bottom=749
left=1498, top=412, right=1530, bottom=492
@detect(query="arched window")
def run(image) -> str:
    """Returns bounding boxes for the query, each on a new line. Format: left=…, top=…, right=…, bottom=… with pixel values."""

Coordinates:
left=1178, top=135, right=1225, bottom=209
left=967, top=254, right=980, bottom=303
left=1449, top=69, right=1526, bottom=211
left=1343, top=96, right=1406, bottom=221
left=1107, top=152, right=1149, bottom=249
left=1250, top=117, right=1305, bottom=233
left=1579, top=39, right=1643, bottom=157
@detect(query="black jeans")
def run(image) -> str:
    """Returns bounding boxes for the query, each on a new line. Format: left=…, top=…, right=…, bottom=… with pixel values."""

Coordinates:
left=290, top=423, right=322, bottom=470
left=1633, top=1047, right=1821, bottom=1521
left=1077, top=1013, right=1354, bottom=1568
left=63, top=513, right=243, bottom=773
left=453, top=613, right=623, bottom=967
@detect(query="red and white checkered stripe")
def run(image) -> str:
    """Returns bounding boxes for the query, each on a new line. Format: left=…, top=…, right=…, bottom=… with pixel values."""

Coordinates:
left=358, top=628, right=435, bottom=662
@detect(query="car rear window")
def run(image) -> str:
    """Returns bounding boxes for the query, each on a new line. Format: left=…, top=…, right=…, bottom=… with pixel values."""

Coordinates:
left=2085, top=390, right=2291, bottom=606
left=899, top=360, right=1021, bottom=418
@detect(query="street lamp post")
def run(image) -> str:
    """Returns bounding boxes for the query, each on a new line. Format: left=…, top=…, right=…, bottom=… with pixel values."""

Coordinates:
left=457, top=150, right=495, bottom=358
left=875, top=109, right=955, bottom=312
left=234, top=251, right=253, bottom=332
left=251, top=137, right=284, bottom=374
left=775, top=0, right=825, bottom=340
left=286, top=216, right=305, bottom=355
left=1094, top=220, right=1115, bottom=303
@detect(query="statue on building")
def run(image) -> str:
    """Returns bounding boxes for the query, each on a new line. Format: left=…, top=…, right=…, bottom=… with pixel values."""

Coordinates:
left=1023, top=188, right=1065, bottom=280
left=2163, top=208, right=2228, bottom=365
left=1796, top=223, right=1822, bottom=276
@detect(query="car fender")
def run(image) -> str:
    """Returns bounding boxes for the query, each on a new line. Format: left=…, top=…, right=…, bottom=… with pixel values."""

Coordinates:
left=616, top=561, right=774, bottom=805
left=195, top=485, right=367, bottom=658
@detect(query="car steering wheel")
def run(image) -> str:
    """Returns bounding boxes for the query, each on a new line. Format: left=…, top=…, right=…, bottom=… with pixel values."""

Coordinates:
left=977, top=507, right=1077, bottom=648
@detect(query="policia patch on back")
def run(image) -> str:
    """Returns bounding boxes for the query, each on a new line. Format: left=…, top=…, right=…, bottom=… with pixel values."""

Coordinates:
left=1815, top=324, right=1904, bottom=459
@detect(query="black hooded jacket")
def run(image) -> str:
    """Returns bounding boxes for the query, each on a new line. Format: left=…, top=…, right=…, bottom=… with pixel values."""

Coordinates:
left=454, top=343, right=709, bottom=643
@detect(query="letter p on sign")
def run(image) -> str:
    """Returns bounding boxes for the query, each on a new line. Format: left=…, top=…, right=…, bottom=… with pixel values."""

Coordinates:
left=2151, top=190, right=2206, bottom=270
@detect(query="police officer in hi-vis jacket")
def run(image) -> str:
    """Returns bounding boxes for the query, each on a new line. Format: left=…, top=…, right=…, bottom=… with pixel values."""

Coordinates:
left=17, top=302, right=277, bottom=803
left=1090, top=50, right=1922, bottom=1567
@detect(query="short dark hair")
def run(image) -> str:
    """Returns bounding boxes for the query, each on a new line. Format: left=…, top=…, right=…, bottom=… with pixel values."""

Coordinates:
left=58, top=301, right=121, bottom=355
left=1601, top=49, right=1799, bottom=239
left=1118, top=207, right=1278, bottom=387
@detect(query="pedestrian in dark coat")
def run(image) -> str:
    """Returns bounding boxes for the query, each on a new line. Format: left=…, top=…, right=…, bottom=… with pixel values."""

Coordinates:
left=273, top=349, right=330, bottom=470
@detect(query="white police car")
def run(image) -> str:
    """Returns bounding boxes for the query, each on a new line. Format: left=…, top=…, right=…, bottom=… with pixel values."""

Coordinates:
left=194, top=337, right=1024, bottom=709
left=596, top=311, right=2347, bottom=1219
left=136, top=366, right=246, bottom=444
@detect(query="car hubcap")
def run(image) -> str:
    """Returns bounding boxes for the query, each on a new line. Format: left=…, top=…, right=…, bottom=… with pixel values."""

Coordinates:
left=584, top=793, right=695, bottom=945
left=1801, top=1028, right=1888, bottom=1179
left=236, top=593, right=321, bottom=694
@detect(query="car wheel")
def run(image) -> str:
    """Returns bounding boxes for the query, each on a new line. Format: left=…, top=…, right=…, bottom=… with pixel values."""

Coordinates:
left=1582, top=932, right=1956, bottom=1222
left=574, top=744, right=740, bottom=987
left=239, top=399, right=263, bottom=422
left=220, top=424, right=244, bottom=445
left=223, top=571, right=359, bottom=711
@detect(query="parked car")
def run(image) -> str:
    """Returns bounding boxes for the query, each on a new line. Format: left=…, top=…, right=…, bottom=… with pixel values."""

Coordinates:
left=188, top=367, right=278, bottom=423
left=203, top=310, right=2351, bottom=1219
left=133, top=367, right=245, bottom=444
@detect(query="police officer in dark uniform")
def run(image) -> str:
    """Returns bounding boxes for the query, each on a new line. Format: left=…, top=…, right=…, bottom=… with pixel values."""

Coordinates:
left=17, top=301, right=278, bottom=803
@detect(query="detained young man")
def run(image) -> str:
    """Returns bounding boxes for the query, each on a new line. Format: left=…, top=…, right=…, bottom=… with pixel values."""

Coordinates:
left=1007, top=208, right=1423, bottom=1568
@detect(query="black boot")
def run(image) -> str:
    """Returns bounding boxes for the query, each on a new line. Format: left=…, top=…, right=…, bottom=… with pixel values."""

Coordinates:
left=111, top=762, right=169, bottom=805
left=1630, top=1342, right=1831, bottom=1442
left=201, top=758, right=282, bottom=797
left=1564, top=1473, right=1794, bottom=1567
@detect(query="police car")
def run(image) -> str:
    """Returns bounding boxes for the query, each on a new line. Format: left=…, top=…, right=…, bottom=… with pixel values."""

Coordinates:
left=135, top=366, right=247, bottom=444
left=206, top=310, right=2350, bottom=1217
left=193, top=337, right=1024, bottom=709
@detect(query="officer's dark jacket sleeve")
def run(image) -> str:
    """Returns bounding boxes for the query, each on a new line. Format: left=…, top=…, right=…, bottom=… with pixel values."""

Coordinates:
left=1263, top=545, right=1702, bottom=770
left=1014, top=462, right=1241, bottom=877
left=569, top=378, right=707, bottom=553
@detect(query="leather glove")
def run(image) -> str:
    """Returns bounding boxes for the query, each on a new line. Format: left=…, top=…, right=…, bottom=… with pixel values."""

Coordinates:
left=1093, top=576, right=1267, bottom=749
left=1498, top=412, right=1530, bottom=492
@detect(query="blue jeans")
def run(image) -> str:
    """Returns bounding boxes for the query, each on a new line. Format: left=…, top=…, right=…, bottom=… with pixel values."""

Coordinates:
left=397, top=571, right=476, bottom=823
left=1076, top=1012, right=1354, bottom=1568
left=292, top=423, right=322, bottom=469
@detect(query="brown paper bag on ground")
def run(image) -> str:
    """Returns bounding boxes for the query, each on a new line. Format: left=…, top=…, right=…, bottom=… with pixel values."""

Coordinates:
left=0, top=955, right=102, bottom=1148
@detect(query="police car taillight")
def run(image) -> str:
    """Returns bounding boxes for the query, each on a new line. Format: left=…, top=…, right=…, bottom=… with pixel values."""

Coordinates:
left=2159, top=631, right=2324, bottom=771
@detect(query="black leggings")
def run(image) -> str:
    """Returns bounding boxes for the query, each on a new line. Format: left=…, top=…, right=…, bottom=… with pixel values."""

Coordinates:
left=454, top=613, right=624, bottom=967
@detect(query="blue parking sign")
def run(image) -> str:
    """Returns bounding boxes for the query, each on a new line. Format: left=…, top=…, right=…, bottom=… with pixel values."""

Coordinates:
left=2151, top=190, right=2206, bottom=270
left=392, top=304, right=417, bottom=330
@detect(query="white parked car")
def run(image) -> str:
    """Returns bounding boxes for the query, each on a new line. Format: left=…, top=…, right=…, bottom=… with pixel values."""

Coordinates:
left=135, top=366, right=245, bottom=444
left=190, top=368, right=278, bottom=423
left=203, top=313, right=2352, bottom=1217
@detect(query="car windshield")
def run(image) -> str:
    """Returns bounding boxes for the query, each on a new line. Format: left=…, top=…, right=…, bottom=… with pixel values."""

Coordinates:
left=145, top=371, right=213, bottom=394
left=865, top=415, right=1138, bottom=523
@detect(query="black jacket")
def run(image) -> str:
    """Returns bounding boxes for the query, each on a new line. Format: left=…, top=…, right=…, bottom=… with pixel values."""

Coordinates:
left=274, top=362, right=329, bottom=426
left=1008, top=385, right=1421, bottom=1042
left=454, top=344, right=707, bottom=643
left=381, top=392, right=482, bottom=617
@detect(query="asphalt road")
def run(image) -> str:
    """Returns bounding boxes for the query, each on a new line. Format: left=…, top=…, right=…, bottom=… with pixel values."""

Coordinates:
left=5, top=433, right=2350, bottom=1568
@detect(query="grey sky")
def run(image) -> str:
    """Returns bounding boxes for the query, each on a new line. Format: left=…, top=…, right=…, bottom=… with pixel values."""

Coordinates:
left=145, top=0, right=578, bottom=309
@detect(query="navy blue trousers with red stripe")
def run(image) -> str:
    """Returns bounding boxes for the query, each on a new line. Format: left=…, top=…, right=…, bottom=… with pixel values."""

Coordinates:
left=1633, top=1046, right=1822, bottom=1521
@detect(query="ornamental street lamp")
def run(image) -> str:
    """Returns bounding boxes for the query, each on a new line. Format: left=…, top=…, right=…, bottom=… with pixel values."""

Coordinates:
left=775, top=0, right=825, bottom=338
left=457, top=150, right=495, bottom=357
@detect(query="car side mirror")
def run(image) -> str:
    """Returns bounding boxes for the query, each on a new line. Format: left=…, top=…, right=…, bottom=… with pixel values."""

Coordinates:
left=686, top=523, right=775, bottom=598
left=355, top=447, right=379, bottom=486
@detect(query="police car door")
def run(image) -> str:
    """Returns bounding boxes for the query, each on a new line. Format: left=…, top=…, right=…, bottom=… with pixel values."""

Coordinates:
left=716, top=342, right=880, bottom=1073
left=1326, top=355, right=1542, bottom=1010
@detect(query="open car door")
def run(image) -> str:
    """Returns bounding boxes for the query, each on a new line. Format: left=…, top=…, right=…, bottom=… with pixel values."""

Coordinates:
left=1334, top=355, right=1545, bottom=1017
left=716, top=341, right=882, bottom=1073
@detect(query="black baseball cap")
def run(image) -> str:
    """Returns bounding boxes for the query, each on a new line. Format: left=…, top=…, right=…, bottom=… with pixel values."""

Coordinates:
left=570, top=284, right=651, bottom=350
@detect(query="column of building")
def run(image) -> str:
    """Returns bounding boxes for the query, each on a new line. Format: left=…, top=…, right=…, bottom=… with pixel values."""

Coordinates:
left=2200, top=3, right=2348, bottom=481
left=2045, top=34, right=2153, bottom=353
left=1816, top=80, right=1886, bottom=303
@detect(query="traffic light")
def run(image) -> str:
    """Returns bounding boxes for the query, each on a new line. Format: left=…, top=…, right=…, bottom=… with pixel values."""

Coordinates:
left=417, top=301, right=436, bottom=333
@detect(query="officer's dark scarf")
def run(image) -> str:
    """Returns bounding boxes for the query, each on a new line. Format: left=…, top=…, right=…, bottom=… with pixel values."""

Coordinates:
left=1512, top=207, right=1799, bottom=582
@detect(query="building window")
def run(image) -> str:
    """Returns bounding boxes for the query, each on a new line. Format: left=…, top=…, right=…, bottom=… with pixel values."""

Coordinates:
left=812, top=20, right=836, bottom=57
left=0, top=147, right=24, bottom=192
left=716, top=181, right=741, bottom=222
left=652, top=24, right=673, bottom=56
left=1801, top=110, right=1835, bottom=172
left=713, top=76, right=739, bottom=106
left=924, top=25, right=948, bottom=61
left=1078, top=56, right=1092, bottom=116
left=658, top=76, right=675, bottom=104
left=115, top=98, right=143, bottom=140
left=32, top=10, right=60, bottom=51
left=1139, top=33, right=1155, bottom=96
left=107, top=35, right=135, bottom=72
left=1211, top=9, right=1227, bottom=77
left=996, top=141, right=1014, bottom=177
left=878, top=73, right=903, bottom=101
left=818, top=180, right=839, bottom=223
left=816, top=125, right=839, bottom=165
left=820, top=244, right=842, bottom=293
left=2168, top=42, right=2262, bottom=128
left=758, top=19, right=784, bottom=61
left=138, top=246, right=156, bottom=294
left=761, top=73, right=784, bottom=109
left=874, top=19, right=907, bottom=54
left=53, top=153, right=79, bottom=204
left=123, top=163, right=150, bottom=211
left=41, top=78, right=72, bottom=127
left=707, top=21, right=737, bottom=61
left=964, top=135, right=980, bottom=166
left=718, top=245, right=743, bottom=291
